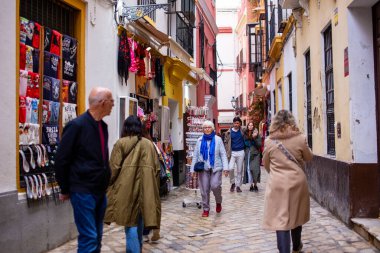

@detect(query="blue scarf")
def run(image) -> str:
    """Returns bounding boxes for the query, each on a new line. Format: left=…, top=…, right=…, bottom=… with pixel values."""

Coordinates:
left=200, top=131, right=216, bottom=166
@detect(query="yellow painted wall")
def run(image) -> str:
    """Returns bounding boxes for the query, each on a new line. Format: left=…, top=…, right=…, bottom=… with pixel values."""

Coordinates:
left=162, top=57, right=190, bottom=119
left=295, top=1, right=351, bottom=161
left=275, top=55, right=284, bottom=111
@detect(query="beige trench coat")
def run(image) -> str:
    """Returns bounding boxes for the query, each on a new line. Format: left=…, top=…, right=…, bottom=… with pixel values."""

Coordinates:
left=262, top=129, right=313, bottom=231
left=104, top=136, right=161, bottom=229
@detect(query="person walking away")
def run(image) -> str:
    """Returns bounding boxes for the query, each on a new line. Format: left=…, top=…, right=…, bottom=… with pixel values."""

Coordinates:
left=224, top=117, right=245, bottom=192
left=262, top=110, right=313, bottom=253
left=243, top=122, right=262, bottom=192
left=104, top=115, right=161, bottom=253
left=190, top=120, right=229, bottom=217
left=141, top=118, right=161, bottom=243
left=55, top=87, right=114, bottom=253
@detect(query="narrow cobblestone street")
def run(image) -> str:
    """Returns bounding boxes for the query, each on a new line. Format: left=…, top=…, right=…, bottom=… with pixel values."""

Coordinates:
left=48, top=168, right=379, bottom=253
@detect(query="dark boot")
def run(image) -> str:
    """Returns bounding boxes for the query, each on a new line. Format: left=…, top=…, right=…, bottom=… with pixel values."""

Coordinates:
left=230, top=183, right=235, bottom=192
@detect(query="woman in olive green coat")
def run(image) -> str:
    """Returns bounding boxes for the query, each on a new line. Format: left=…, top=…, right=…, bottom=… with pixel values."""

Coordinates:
left=104, top=115, right=161, bottom=253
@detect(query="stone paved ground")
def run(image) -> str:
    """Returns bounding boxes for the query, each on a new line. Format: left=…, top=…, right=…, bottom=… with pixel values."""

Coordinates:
left=48, top=168, right=379, bottom=253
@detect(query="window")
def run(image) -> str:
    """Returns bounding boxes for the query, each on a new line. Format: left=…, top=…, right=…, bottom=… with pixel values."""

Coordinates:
left=18, top=0, right=85, bottom=193
left=324, top=26, right=335, bottom=155
left=247, top=24, right=257, bottom=67
left=20, top=0, right=75, bottom=36
left=288, top=73, right=292, bottom=112
left=305, top=51, right=312, bottom=148
left=273, top=90, right=276, bottom=115
left=176, top=0, right=195, bottom=57
left=181, top=0, right=195, bottom=24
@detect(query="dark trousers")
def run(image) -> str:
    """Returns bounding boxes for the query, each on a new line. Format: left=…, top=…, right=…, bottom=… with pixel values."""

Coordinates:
left=276, top=226, right=302, bottom=253
left=70, top=192, right=107, bottom=253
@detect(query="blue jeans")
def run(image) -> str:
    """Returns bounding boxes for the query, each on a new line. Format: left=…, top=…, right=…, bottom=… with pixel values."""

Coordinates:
left=70, top=192, right=107, bottom=253
left=276, top=226, right=302, bottom=253
left=125, top=215, right=144, bottom=253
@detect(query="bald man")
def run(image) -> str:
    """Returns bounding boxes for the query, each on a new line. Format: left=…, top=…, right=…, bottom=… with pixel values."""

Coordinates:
left=55, top=87, right=114, bottom=253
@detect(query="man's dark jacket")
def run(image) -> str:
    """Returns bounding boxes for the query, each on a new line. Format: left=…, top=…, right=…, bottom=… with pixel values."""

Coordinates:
left=55, top=110, right=111, bottom=195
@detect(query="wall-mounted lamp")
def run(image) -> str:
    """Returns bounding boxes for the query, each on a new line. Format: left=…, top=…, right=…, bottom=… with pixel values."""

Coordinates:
left=231, top=96, right=237, bottom=110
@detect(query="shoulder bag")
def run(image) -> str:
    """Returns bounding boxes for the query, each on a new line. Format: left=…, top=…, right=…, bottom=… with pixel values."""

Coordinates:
left=273, top=139, right=302, bottom=168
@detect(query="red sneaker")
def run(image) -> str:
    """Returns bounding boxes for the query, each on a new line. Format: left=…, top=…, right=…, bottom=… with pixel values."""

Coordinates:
left=202, top=210, right=209, bottom=217
left=216, top=203, right=222, bottom=213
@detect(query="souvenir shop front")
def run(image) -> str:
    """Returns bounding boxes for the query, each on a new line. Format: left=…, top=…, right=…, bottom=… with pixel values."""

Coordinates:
left=0, top=1, right=88, bottom=252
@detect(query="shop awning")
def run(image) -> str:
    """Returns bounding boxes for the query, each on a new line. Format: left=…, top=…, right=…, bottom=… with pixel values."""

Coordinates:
left=190, top=66, right=215, bottom=86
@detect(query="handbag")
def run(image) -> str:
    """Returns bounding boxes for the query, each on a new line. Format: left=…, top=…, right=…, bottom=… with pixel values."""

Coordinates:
left=194, top=161, right=205, bottom=172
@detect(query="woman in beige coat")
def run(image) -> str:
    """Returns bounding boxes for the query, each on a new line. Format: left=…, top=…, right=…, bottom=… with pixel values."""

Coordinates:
left=262, top=110, right=313, bottom=253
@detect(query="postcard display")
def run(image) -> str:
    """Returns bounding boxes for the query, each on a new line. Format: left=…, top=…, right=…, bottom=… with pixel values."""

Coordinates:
left=182, top=106, right=209, bottom=208
left=19, top=17, right=78, bottom=205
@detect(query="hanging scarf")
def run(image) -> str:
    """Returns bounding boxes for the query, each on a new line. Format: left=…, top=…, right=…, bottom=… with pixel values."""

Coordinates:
left=117, top=29, right=131, bottom=83
left=200, top=131, right=216, bottom=167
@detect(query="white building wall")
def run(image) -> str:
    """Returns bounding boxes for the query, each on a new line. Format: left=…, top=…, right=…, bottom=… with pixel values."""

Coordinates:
left=347, top=7, right=377, bottom=163
left=283, top=29, right=298, bottom=119
left=0, top=0, right=17, bottom=193
left=86, top=1, right=124, bottom=149
left=216, top=1, right=239, bottom=118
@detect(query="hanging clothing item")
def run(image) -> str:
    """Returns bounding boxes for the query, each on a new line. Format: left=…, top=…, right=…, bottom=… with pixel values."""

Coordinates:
left=154, top=58, right=162, bottom=88
left=51, top=77, right=60, bottom=102
left=24, top=19, right=34, bottom=46
left=128, top=38, right=139, bottom=73
left=161, top=68, right=166, bottom=96
left=62, top=35, right=78, bottom=60
left=117, top=29, right=131, bottom=83
left=30, top=98, right=39, bottom=124
left=43, top=76, right=53, bottom=101
left=50, top=101, right=60, bottom=124
left=44, top=51, right=60, bottom=78
left=20, top=70, right=28, bottom=97
left=44, top=27, right=52, bottom=51
left=42, top=100, right=51, bottom=124
left=50, top=30, right=61, bottom=56
left=136, top=43, right=146, bottom=76
left=32, top=48, right=40, bottom=73
left=25, top=97, right=33, bottom=123
left=42, top=124, right=59, bottom=145
left=26, top=72, right=40, bottom=99
left=19, top=96, right=27, bottom=123
left=62, top=102, right=77, bottom=127
left=20, top=43, right=26, bottom=70
left=25, top=46, right=34, bottom=72
left=68, top=82, right=78, bottom=104
left=32, top=22, right=41, bottom=49
left=62, top=80, right=70, bottom=103
left=148, top=56, right=155, bottom=80
left=63, top=58, right=77, bottom=81
left=20, top=17, right=29, bottom=44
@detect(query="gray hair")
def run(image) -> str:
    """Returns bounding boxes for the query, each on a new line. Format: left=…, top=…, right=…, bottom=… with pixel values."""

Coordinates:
left=88, top=87, right=112, bottom=106
left=202, top=120, right=215, bottom=130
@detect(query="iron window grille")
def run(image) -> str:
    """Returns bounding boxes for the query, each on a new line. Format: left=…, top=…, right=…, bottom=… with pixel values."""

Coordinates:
left=176, top=13, right=194, bottom=57
left=137, top=0, right=157, bottom=22
left=324, top=26, right=335, bottom=155
left=181, top=0, right=195, bottom=25
left=273, top=90, right=276, bottom=115
left=288, top=72, right=292, bottom=112
left=305, top=51, right=312, bottom=148
left=20, top=0, right=75, bottom=36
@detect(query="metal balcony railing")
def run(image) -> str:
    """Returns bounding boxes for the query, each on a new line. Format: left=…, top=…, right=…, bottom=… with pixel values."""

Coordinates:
left=138, top=0, right=157, bottom=22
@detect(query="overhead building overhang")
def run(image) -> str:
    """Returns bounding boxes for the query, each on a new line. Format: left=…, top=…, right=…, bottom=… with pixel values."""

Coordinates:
left=190, top=66, right=214, bottom=86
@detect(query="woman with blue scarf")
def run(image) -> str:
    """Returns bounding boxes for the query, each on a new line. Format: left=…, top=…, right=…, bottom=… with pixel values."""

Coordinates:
left=190, top=120, right=229, bottom=217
